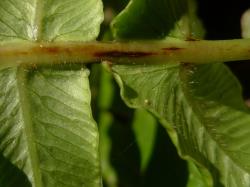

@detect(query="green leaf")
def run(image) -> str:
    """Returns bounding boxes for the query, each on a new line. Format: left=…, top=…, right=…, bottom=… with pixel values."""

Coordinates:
left=111, top=0, right=188, bottom=39
left=112, top=55, right=250, bottom=187
left=186, top=162, right=210, bottom=187
left=111, top=0, right=250, bottom=186
left=99, top=112, right=118, bottom=187
left=0, top=0, right=103, bottom=42
left=132, top=109, right=157, bottom=172
left=111, top=0, right=207, bottom=185
left=97, top=65, right=118, bottom=187
left=0, top=0, right=103, bottom=186
left=0, top=66, right=101, bottom=186
left=111, top=63, right=181, bottom=146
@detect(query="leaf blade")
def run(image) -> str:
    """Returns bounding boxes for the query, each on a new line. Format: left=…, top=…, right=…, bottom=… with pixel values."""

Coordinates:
left=110, top=0, right=250, bottom=186
left=132, top=109, right=157, bottom=172
left=0, top=0, right=104, bottom=186
left=0, top=66, right=102, bottom=186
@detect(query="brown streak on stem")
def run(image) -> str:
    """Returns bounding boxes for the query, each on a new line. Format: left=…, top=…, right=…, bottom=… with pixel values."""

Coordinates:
left=34, top=46, right=65, bottom=54
left=16, top=51, right=29, bottom=55
left=162, top=47, right=184, bottom=51
left=94, top=51, right=156, bottom=58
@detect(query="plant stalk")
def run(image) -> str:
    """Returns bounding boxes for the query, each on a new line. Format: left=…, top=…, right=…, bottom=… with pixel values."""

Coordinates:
left=0, top=39, right=250, bottom=68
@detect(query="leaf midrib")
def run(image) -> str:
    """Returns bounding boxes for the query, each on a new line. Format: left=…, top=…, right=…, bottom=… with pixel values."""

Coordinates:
left=17, top=67, right=42, bottom=187
left=14, top=0, right=45, bottom=185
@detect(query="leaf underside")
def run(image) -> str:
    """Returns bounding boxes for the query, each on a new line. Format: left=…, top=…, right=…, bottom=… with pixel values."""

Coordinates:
left=0, top=0, right=103, bottom=186
left=111, top=0, right=250, bottom=186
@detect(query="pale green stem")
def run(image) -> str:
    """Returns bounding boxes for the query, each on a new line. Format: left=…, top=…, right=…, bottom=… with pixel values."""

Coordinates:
left=0, top=39, right=250, bottom=68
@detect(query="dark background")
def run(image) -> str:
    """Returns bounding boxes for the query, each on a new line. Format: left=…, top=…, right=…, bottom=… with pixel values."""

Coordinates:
left=198, top=0, right=250, bottom=99
left=198, top=0, right=250, bottom=39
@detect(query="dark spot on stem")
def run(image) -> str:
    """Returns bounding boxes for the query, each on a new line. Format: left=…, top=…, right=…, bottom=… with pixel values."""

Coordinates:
left=94, top=51, right=156, bottom=58
left=162, top=47, right=183, bottom=51
left=33, top=46, right=72, bottom=55
left=44, top=47, right=60, bottom=53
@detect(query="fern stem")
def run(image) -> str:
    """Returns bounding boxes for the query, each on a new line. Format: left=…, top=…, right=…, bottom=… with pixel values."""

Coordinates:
left=0, top=39, right=250, bottom=68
